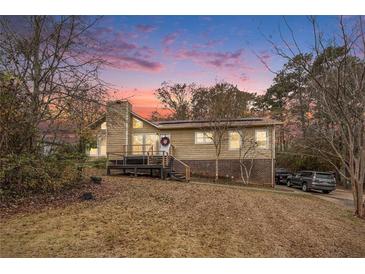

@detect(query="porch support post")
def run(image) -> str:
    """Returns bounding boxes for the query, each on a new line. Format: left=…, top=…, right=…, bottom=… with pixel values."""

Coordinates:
left=160, top=168, right=164, bottom=179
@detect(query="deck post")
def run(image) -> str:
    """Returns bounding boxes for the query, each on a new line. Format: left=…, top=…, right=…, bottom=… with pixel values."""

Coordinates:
left=134, top=167, right=137, bottom=177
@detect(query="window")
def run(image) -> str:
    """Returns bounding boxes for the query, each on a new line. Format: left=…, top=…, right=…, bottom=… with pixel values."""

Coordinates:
left=98, top=134, right=107, bottom=156
left=132, top=133, right=159, bottom=154
left=100, top=122, right=107, bottom=130
left=255, top=129, right=269, bottom=149
left=89, top=148, right=98, bottom=157
left=229, top=131, right=240, bottom=150
left=132, top=134, right=144, bottom=154
left=145, top=133, right=159, bottom=151
left=195, top=131, right=213, bottom=144
left=132, top=117, right=143, bottom=128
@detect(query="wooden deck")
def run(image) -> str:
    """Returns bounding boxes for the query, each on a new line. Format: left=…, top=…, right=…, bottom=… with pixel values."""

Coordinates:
left=107, top=162, right=171, bottom=179
left=106, top=146, right=191, bottom=182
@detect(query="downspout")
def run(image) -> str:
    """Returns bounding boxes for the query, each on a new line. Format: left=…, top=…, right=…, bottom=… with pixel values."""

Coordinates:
left=271, top=125, right=276, bottom=188
left=125, top=103, right=129, bottom=156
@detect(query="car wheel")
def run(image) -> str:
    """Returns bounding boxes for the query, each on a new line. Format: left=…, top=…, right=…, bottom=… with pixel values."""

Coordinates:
left=286, top=180, right=291, bottom=187
left=302, top=183, right=308, bottom=192
left=322, top=190, right=331, bottom=194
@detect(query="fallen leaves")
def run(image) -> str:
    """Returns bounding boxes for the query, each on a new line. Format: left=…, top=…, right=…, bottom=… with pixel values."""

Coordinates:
left=1, top=173, right=365, bottom=257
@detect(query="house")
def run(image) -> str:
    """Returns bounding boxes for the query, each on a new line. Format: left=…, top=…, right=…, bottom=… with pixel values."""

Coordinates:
left=39, top=120, right=79, bottom=155
left=89, top=100, right=282, bottom=185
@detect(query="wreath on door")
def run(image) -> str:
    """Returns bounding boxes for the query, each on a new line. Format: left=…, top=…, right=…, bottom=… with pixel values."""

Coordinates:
left=160, top=136, right=170, bottom=146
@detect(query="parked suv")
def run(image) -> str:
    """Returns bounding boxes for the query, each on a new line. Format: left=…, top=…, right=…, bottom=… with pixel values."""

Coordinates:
left=286, top=171, right=336, bottom=194
left=275, top=168, right=292, bottom=185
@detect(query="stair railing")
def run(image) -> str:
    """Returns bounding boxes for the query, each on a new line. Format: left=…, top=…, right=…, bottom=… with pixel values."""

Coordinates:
left=170, top=156, right=191, bottom=182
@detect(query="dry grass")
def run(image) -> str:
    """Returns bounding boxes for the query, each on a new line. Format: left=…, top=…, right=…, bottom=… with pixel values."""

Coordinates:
left=1, top=175, right=365, bottom=258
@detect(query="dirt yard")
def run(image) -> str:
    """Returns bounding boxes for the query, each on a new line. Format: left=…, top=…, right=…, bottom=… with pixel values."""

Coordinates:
left=1, top=175, right=365, bottom=257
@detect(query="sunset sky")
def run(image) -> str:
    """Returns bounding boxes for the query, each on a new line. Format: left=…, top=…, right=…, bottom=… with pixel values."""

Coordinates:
left=94, top=16, right=342, bottom=117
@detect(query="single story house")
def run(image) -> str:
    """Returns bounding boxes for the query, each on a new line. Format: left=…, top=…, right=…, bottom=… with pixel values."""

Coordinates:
left=89, top=100, right=282, bottom=185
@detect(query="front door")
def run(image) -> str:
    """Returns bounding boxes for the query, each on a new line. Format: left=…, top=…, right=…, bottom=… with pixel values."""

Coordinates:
left=159, top=133, right=171, bottom=155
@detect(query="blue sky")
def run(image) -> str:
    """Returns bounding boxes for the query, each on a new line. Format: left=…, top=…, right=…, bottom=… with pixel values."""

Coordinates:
left=87, top=16, right=346, bottom=116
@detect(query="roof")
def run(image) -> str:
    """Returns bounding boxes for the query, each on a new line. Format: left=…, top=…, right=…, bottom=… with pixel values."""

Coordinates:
left=39, top=120, right=78, bottom=144
left=88, top=110, right=283, bottom=130
left=156, top=118, right=262, bottom=124
left=155, top=117, right=282, bottom=129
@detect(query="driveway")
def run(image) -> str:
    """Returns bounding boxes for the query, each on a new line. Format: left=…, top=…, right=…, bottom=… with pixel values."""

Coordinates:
left=276, top=185, right=355, bottom=210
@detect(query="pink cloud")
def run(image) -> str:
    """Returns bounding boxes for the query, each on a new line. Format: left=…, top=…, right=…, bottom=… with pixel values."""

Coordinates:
left=163, top=31, right=180, bottom=46
left=103, top=55, right=163, bottom=72
left=240, top=73, right=249, bottom=82
left=135, top=24, right=157, bottom=33
left=191, top=39, right=225, bottom=50
left=88, top=28, right=163, bottom=72
left=172, top=48, right=245, bottom=69
left=258, top=50, right=272, bottom=62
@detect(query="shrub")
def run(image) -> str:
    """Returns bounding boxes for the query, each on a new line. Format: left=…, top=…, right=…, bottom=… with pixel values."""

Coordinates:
left=276, top=152, right=331, bottom=172
left=0, top=153, right=84, bottom=199
left=88, top=157, right=108, bottom=169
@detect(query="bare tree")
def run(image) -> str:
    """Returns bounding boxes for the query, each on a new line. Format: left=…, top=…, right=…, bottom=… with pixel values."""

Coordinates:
left=63, top=91, right=106, bottom=153
left=0, top=16, right=107, bottom=154
left=266, top=16, right=365, bottom=218
left=0, top=73, right=33, bottom=156
left=192, top=82, right=252, bottom=181
left=236, top=130, right=257, bottom=184
left=154, top=82, right=194, bottom=120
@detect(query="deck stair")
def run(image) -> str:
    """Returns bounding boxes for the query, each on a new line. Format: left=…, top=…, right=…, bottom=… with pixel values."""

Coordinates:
left=168, top=170, right=187, bottom=181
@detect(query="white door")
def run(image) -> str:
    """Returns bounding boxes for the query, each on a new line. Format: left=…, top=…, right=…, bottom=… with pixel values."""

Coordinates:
left=159, top=133, right=171, bottom=155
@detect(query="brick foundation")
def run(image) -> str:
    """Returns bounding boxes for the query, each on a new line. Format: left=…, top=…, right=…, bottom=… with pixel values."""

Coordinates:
left=179, top=159, right=273, bottom=185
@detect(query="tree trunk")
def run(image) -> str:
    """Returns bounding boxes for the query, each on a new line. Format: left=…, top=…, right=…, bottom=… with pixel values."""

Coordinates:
left=215, top=157, right=219, bottom=182
left=351, top=177, right=364, bottom=218
left=298, top=88, right=307, bottom=138
left=356, top=181, right=364, bottom=218
left=240, top=163, right=246, bottom=184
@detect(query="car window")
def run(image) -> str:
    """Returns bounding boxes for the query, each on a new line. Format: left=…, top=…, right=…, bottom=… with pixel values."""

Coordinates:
left=301, top=172, right=313, bottom=177
left=316, top=173, right=334, bottom=179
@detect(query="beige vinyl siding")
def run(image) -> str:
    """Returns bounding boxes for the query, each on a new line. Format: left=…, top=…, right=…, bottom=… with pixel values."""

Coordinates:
left=105, top=105, right=274, bottom=160
left=128, top=114, right=159, bottom=153
left=165, top=126, right=273, bottom=160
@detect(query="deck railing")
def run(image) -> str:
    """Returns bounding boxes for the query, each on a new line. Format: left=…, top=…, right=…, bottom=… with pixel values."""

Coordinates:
left=107, top=145, right=170, bottom=168
left=107, top=144, right=191, bottom=181
left=123, top=144, right=153, bottom=156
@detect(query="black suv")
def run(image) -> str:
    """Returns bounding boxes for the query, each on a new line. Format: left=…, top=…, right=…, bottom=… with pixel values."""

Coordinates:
left=275, top=168, right=292, bottom=185
left=287, top=171, right=336, bottom=193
